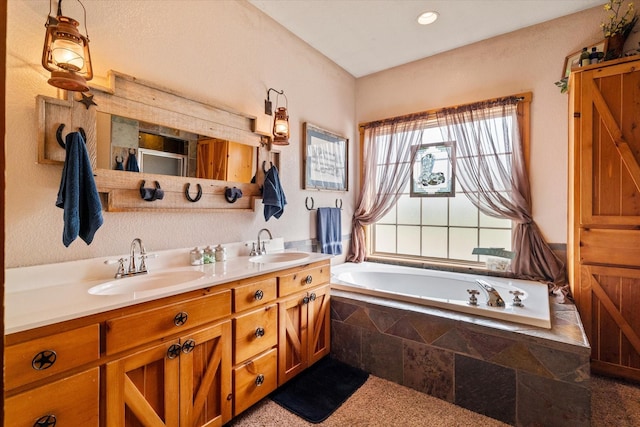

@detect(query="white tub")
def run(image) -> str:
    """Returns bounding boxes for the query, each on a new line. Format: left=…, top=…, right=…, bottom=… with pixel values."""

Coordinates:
left=331, top=262, right=551, bottom=328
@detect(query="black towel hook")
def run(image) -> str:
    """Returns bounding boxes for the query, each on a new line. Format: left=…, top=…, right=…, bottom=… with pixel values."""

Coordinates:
left=336, top=198, right=343, bottom=209
left=140, top=180, right=164, bottom=202
left=225, top=186, right=243, bottom=203
left=262, top=160, right=274, bottom=174
left=184, top=183, right=202, bottom=203
left=56, top=124, right=87, bottom=148
left=305, top=196, right=315, bottom=211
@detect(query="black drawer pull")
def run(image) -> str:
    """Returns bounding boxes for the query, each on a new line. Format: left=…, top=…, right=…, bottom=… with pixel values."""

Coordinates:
left=174, top=311, right=188, bottom=326
left=255, top=327, right=265, bottom=338
left=255, top=374, right=265, bottom=386
left=309, top=292, right=316, bottom=302
left=32, top=350, right=57, bottom=371
left=305, top=275, right=313, bottom=285
left=34, top=414, right=56, bottom=427
left=254, top=289, right=264, bottom=301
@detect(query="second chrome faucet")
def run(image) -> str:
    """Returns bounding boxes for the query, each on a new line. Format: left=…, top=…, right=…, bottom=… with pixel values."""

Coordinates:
left=250, top=228, right=273, bottom=256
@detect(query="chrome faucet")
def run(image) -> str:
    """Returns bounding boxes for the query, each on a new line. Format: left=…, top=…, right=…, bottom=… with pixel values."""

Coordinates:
left=256, top=228, right=273, bottom=255
left=475, top=279, right=505, bottom=307
left=128, top=238, right=148, bottom=275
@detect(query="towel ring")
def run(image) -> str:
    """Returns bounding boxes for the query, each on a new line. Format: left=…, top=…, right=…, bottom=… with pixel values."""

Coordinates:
left=184, top=183, right=202, bottom=203
left=305, top=197, right=315, bottom=211
left=56, top=124, right=87, bottom=149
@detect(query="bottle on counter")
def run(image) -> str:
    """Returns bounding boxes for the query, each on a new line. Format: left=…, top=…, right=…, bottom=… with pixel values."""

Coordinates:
left=203, top=246, right=215, bottom=264
left=214, top=244, right=227, bottom=262
left=589, top=47, right=599, bottom=65
left=580, top=47, right=590, bottom=67
left=190, top=247, right=204, bottom=265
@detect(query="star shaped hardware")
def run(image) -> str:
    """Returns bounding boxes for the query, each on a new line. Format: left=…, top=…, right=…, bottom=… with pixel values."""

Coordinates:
left=31, top=350, right=57, bottom=370
left=77, top=92, right=97, bottom=110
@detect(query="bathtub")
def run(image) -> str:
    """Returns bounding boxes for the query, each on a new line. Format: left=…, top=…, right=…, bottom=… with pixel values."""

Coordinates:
left=331, top=262, right=551, bottom=328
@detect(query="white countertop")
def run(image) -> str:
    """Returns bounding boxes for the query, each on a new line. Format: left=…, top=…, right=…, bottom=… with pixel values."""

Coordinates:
left=5, top=241, right=332, bottom=335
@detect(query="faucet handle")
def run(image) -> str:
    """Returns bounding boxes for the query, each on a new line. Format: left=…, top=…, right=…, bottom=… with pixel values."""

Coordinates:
left=105, top=258, right=127, bottom=279
left=509, top=290, right=524, bottom=307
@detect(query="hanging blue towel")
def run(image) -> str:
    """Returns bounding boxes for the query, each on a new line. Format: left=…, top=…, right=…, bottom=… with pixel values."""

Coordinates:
left=56, top=132, right=104, bottom=247
left=263, top=166, right=287, bottom=221
left=317, top=207, right=342, bottom=255
left=126, top=151, right=139, bottom=172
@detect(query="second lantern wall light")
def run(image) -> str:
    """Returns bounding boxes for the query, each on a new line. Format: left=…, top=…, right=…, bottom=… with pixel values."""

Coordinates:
left=265, top=88, right=290, bottom=145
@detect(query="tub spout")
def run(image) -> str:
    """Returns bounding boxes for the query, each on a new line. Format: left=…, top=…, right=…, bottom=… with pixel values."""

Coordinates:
left=475, top=279, right=505, bottom=307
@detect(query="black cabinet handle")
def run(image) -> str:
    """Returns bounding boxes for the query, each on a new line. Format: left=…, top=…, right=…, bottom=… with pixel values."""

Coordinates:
left=302, top=295, right=310, bottom=305
left=32, top=350, right=57, bottom=370
left=305, top=275, right=313, bottom=285
left=254, top=289, right=264, bottom=301
left=34, top=414, right=56, bottom=427
left=255, top=374, right=265, bottom=386
left=167, top=343, right=182, bottom=359
left=174, top=311, right=188, bottom=326
left=255, top=327, right=265, bottom=338
left=310, top=293, right=317, bottom=302
left=182, top=339, right=196, bottom=354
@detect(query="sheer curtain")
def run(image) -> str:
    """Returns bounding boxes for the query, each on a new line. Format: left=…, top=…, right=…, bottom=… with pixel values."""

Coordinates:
left=436, top=98, right=567, bottom=297
left=347, top=114, right=428, bottom=262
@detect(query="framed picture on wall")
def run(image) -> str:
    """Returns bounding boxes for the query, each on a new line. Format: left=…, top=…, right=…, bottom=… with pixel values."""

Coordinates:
left=303, top=122, right=348, bottom=191
left=562, top=39, right=608, bottom=79
left=410, top=142, right=456, bottom=197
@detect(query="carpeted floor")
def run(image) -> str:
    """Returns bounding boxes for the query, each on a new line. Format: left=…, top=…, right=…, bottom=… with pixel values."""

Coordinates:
left=227, top=374, right=640, bottom=426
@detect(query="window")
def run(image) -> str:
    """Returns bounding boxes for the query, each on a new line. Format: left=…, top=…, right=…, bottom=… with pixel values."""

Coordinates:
left=370, top=113, right=517, bottom=266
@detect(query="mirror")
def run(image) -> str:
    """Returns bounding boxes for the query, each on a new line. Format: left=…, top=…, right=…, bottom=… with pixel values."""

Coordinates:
left=96, top=112, right=259, bottom=184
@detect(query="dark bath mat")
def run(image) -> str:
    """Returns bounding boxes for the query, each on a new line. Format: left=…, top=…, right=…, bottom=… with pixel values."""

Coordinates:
left=270, top=357, right=369, bottom=423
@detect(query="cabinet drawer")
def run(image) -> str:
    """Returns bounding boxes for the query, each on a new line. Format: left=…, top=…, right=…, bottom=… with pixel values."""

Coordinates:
left=278, top=264, right=330, bottom=297
left=234, top=304, right=277, bottom=364
left=5, top=324, right=100, bottom=390
left=233, top=277, right=277, bottom=312
left=6, top=367, right=100, bottom=427
left=106, top=290, right=231, bottom=355
left=233, top=348, right=277, bottom=415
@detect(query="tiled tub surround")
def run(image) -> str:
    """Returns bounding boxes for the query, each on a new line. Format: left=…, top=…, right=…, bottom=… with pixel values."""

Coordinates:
left=330, top=290, right=591, bottom=427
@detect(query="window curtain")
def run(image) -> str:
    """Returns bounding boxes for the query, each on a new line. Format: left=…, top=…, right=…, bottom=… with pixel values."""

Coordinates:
left=347, top=114, right=428, bottom=262
left=436, top=98, right=568, bottom=298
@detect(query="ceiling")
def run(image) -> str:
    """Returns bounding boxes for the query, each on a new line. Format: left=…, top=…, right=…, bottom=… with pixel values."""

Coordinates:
left=248, top=0, right=603, bottom=78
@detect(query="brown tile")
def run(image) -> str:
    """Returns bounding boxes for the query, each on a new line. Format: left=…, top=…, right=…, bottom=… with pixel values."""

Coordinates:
left=344, top=307, right=378, bottom=331
left=403, top=340, right=454, bottom=402
left=361, top=329, right=403, bottom=384
left=331, top=298, right=360, bottom=322
left=491, top=342, right=553, bottom=378
left=432, top=328, right=481, bottom=357
left=407, top=312, right=456, bottom=344
left=457, top=327, right=516, bottom=361
left=367, top=306, right=403, bottom=333
left=331, top=320, right=362, bottom=368
left=385, top=316, right=425, bottom=343
left=528, top=344, right=591, bottom=384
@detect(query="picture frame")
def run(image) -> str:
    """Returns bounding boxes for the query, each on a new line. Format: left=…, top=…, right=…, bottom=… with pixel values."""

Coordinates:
left=303, top=122, right=348, bottom=191
left=562, top=39, right=608, bottom=79
left=410, top=142, right=456, bottom=197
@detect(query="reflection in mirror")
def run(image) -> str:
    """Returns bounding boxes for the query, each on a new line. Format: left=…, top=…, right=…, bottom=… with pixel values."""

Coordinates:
left=96, top=112, right=258, bottom=183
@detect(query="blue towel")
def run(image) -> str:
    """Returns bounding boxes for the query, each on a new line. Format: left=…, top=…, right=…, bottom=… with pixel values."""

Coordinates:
left=56, top=132, right=103, bottom=247
left=317, top=207, right=342, bottom=255
left=263, top=166, right=287, bottom=221
left=126, top=151, right=139, bottom=172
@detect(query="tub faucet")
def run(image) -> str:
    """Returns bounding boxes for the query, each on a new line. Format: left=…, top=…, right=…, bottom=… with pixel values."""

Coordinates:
left=256, top=228, right=273, bottom=255
left=128, top=238, right=148, bottom=275
left=475, top=279, right=505, bottom=307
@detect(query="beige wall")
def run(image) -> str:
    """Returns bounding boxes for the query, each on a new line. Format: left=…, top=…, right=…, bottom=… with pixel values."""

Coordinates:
left=355, top=7, right=608, bottom=246
left=5, top=2, right=628, bottom=268
left=6, top=0, right=356, bottom=267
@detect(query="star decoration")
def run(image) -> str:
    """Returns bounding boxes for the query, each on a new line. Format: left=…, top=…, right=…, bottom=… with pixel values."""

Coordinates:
left=78, top=92, right=97, bottom=110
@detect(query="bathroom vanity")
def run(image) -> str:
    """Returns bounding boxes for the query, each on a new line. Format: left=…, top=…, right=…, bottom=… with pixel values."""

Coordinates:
left=5, top=249, right=331, bottom=426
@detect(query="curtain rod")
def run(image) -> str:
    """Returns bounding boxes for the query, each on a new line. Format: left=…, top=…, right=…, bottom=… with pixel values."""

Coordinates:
left=359, top=91, right=532, bottom=130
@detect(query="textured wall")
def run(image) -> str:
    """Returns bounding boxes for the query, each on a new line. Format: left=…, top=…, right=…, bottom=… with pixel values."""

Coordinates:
left=355, top=7, right=607, bottom=245
left=6, top=0, right=356, bottom=267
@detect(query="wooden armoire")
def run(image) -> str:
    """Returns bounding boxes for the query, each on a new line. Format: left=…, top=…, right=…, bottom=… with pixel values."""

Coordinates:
left=568, top=56, right=640, bottom=382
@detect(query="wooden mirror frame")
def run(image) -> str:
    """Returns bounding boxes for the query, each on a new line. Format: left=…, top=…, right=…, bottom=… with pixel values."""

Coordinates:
left=38, top=70, right=271, bottom=211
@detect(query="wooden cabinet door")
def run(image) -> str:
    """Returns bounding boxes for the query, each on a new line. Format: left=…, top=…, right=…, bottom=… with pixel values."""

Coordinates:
left=278, top=293, right=308, bottom=384
left=179, top=321, right=232, bottom=427
left=307, top=285, right=331, bottom=365
left=105, top=341, right=181, bottom=427
left=571, top=58, right=640, bottom=382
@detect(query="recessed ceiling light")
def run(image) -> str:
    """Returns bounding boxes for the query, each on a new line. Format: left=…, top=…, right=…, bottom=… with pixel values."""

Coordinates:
left=417, top=11, right=439, bottom=25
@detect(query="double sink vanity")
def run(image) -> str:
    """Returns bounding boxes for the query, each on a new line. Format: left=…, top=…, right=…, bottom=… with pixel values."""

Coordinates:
left=5, top=239, right=332, bottom=426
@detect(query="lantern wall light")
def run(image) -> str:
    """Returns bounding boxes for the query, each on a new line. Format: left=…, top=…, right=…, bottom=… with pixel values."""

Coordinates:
left=265, top=88, right=289, bottom=146
left=42, top=0, right=93, bottom=92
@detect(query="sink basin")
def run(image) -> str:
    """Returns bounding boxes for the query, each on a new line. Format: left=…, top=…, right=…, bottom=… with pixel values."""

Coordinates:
left=88, top=270, right=205, bottom=295
left=249, top=252, right=309, bottom=264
